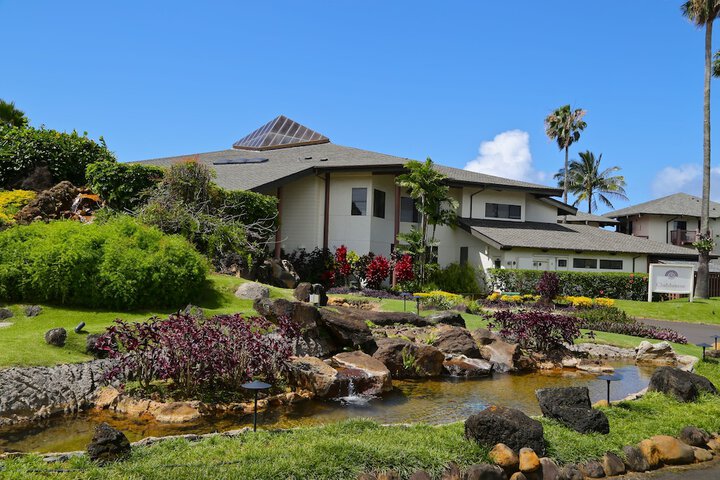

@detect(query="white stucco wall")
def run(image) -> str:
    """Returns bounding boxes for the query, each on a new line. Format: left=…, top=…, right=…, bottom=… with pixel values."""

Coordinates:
left=479, top=246, right=648, bottom=273
left=279, top=175, right=323, bottom=252
left=524, top=195, right=559, bottom=223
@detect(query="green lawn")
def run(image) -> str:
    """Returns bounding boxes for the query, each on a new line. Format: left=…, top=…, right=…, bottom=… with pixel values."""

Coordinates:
left=0, top=274, right=293, bottom=368
left=615, top=297, right=720, bottom=324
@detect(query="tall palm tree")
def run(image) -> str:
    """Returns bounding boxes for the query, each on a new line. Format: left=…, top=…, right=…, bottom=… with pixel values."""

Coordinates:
left=0, top=100, right=28, bottom=128
left=682, top=0, right=720, bottom=299
left=553, top=151, right=628, bottom=214
left=544, top=105, right=587, bottom=205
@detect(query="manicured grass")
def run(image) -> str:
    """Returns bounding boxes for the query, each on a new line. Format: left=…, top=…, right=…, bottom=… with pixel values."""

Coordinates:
left=1, top=420, right=487, bottom=480
left=0, top=274, right=294, bottom=368
left=615, top=297, right=720, bottom=324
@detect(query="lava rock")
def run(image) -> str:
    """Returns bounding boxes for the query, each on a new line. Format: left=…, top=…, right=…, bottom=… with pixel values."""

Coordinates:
left=85, top=333, right=107, bottom=358
left=601, top=452, right=625, bottom=476
left=647, top=366, right=718, bottom=402
left=372, top=337, right=444, bottom=378
left=622, top=445, right=650, bottom=472
left=330, top=351, right=392, bottom=395
left=539, top=457, right=560, bottom=480
left=443, top=355, right=493, bottom=377
left=318, top=308, right=377, bottom=354
left=463, top=464, right=505, bottom=480
left=536, top=387, right=609, bottom=434
left=294, top=282, right=312, bottom=302
left=86, top=422, right=131, bottom=462
left=465, top=405, right=545, bottom=455
left=558, top=464, right=583, bottom=480
left=234, top=282, right=270, bottom=300
left=425, top=311, right=466, bottom=328
left=433, top=326, right=481, bottom=358
left=409, top=471, right=432, bottom=480
left=679, top=425, right=711, bottom=447
left=0, top=308, right=13, bottom=320
left=44, top=328, right=67, bottom=347
left=578, top=460, right=605, bottom=478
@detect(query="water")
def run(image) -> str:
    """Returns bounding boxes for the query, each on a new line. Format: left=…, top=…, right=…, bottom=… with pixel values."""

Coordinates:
left=336, top=378, right=375, bottom=406
left=0, top=362, right=656, bottom=454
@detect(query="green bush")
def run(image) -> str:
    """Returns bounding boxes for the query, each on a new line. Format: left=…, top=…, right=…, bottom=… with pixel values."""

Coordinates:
left=429, top=263, right=482, bottom=294
left=86, top=161, right=164, bottom=210
left=0, top=216, right=208, bottom=309
left=215, top=189, right=278, bottom=231
left=488, top=269, right=648, bottom=301
left=0, top=125, right=115, bottom=188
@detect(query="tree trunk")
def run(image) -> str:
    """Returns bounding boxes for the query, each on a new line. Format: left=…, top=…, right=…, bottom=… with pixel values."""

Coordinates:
left=696, top=20, right=713, bottom=299
left=588, top=186, right=593, bottom=214
left=563, top=146, right=569, bottom=204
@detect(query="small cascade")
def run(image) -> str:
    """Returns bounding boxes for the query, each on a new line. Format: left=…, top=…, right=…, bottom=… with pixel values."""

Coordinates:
left=336, top=377, right=373, bottom=406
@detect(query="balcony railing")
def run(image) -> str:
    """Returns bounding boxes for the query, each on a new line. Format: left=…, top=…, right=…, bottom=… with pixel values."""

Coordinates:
left=670, top=230, right=697, bottom=246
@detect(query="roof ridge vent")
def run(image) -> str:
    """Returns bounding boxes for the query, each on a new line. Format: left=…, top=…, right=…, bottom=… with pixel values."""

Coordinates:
left=233, top=115, right=330, bottom=151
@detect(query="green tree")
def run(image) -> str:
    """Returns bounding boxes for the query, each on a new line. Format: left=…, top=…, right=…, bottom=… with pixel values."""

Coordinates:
left=0, top=100, right=28, bottom=128
left=544, top=105, right=587, bottom=205
left=395, top=158, right=458, bottom=284
left=682, top=0, right=720, bottom=299
left=553, top=151, right=628, bottom=214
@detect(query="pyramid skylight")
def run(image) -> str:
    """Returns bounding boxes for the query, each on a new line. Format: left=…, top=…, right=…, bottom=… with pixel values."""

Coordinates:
left=232, top=115, right=330, bottom=151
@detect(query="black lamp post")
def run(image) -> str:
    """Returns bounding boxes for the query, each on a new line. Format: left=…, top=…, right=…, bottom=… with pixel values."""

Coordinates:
left=241, top=380, right=271, bottom=432
left=401, top=292, right=411, bottom=312
left=697, top=343, right=712, bottom=361
left=597, top=374, right=622, bottom=406
left=414, top=295, right=421, bottom=316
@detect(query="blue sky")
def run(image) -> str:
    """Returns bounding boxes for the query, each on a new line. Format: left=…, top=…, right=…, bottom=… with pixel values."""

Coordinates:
left=1, top=0, right=717, bottom=212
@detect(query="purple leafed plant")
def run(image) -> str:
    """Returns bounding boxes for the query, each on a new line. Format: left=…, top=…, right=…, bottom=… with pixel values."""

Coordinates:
left=536, top=271, right=560, bottom=302
left=97, top=313, right=300, bottom=399
left=489, top=309, right=581, bottom=352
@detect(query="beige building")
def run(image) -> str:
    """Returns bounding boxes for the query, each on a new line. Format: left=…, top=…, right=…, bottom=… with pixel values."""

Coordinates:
left=137, top=116, right=698, bottom=274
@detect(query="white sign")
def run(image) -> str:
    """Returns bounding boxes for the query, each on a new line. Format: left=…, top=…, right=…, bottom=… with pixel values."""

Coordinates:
left=648, top=264, right=694, bottom=302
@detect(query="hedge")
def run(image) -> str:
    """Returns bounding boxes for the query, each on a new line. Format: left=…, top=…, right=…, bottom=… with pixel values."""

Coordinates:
left=0, top=216, right=208, bottom=309
left=86, top=161, right=164, bottom=210
left=0, top=125, right=115, bottom=188
left=488, top=268, right=648, bottom=301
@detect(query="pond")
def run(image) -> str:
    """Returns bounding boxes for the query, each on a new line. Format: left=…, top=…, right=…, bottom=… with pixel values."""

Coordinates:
left=0, top=362, right=656, bottom=454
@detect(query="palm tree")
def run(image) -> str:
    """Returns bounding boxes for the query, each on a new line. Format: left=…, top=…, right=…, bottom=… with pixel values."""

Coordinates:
left=544, top=105, right=587, bottom=205
left=553, top=151, right=628, bottom=214
left=395, top=158, right=458, bottom=284
left=682, top=0, right=720, bottom=299
left=0, top=100, right=28, bottom=128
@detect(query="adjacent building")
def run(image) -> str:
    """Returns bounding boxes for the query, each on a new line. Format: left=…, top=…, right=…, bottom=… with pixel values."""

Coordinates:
left=136, top=116, right=698, bottom=274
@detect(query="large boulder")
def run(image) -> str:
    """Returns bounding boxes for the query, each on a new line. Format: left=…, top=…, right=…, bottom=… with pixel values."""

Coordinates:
left=424, top=311, right=466, bottom=328
left=15, top=181, right=79, bottom=225
left=86, top=422, right=131, bottom=462
left=535, top=387, right=609, bottom=434
left=602, top=452, right=625, bottom=476
left=234, top=282, right=270, bottom=300
left=465, top=406, right=545, bottom=455
left=0, top=308, right=13, bottom=320
left=318, top=308, right=377, bottom=354
left=635, top=341, right=677, bottom=365
left=294, top=282, right=312, bottom=302
left=432, top=326, right=481, bottom=358
left=45, top=327, right=67, bottom=347
left=372, top=337, right=444, bottom=378
left=443, top=355, right=492, bottom=377
left=679, top=426, right=711, bottom=447
left=480, top=341, right=523, bottom=373
left=289, top=356, right=338, bottom=397
left=640, top=435, right=695, bottom=466
left=330, top=351, right=392, bottom=395
left=622, top=445, right=650, bottom=472
left=647, top=366, right=718, bottom=402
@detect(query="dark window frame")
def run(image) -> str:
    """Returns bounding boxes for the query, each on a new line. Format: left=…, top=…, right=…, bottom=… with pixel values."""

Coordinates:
left=373, top=189, right=386, bottom=219
left=400, top=196, right=420, bottom=223
left=599, top=259, right=623, bottom=270
left=572, top=258, right=598, bottom=269
left=351, top=187, right=367, bottom=216
left=485, top=203, right=522, bottom=220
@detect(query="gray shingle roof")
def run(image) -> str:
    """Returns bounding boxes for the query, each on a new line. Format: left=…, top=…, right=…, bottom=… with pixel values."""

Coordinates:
left=134, top=142, right=562, bottom=195
left=460, top=218, right=699, bottom=257
left=606, top=193, right=720, bottom=219
left=561, top=212, right=619, bottom=225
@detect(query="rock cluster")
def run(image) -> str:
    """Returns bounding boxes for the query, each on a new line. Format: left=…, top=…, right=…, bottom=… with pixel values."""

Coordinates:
left=14, top=181, right=102, bottom=225
left=464, top=406, right=546, bottom=455
left=86, top=422, right=130, bottom=462
left=234, top=282, right=270, bottom=300
left=536, top=387, right=609, bottom=434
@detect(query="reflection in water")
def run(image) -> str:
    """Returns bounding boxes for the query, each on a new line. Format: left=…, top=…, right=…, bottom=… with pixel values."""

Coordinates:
left=0, top=363, right=656, bottom=454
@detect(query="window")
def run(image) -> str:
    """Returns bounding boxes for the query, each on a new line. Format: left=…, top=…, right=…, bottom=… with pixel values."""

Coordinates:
left=494, top=258, right=501, bottom=268
left=460, top=247, right=469, bottom=266
left=573, top=258, right=598, bottom=269
left=373, top=189, right=386, bottom=218
left=426, top=246, right=439, bottom=263
left=400, top=196, right=420, bottom=222
left=557, top=259, right=568, bottom=268
left=351, top=188, right=367, bottom=216
left=485, top=203, right=521, bottom=220
left=599, top=259, right=623, bottom=270
left=674, top=220, right=687, bottom=231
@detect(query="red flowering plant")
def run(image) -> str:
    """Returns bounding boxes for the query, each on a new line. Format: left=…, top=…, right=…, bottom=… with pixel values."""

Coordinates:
left=97, top=313, right=299, bottom=400
left=334, top=245, right=352, bottom=285
left=394, top=254, right=414, bottom=284
left=365, top=255, right=391, bottom=289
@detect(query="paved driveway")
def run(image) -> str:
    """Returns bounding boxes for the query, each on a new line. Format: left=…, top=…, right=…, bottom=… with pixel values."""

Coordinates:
left=638, top=318, right=720, bottom=345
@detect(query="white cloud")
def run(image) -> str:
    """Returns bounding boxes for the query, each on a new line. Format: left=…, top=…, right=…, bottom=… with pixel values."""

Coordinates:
left=464, top=130, right=547, bottom=183
left=652, top=164, right=720, bottom=201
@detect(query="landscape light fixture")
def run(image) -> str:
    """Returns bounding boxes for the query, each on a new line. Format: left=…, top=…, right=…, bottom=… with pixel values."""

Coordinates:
left=74, top=322, right=86, bottom=334
left=697, top=343, right=712, bottom=361
left=241, top=380, right=271, bottom=432
left=714, top=335, right=720, bottom=351
left=597, top=374, right=622, bottom=406
left=413, top=295, right=421, bottom=316
left=400, top=292, right=411, bottom=311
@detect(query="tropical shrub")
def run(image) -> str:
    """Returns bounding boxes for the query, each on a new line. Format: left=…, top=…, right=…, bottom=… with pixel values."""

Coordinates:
left=559, top=296, right=594, bottom=308
left=0, top=216, right=208, bottom=309
left=573, top=307, right=687, bottom=344
left=393, top=254, right=414, bottom=284
left=0, top=125, right=115, bottom=189
left=415, top=290, right=464, bottom=310
left=334, top=245, right=352, bottom=284
left=489, top=309, right=582, bottom=352
left=98, top=313, right=299, bottom=399
left=85, top=161, right=164, bottom=211
left=536, top=271, right=560, bottom=301
left=216, top=189, right=278, bottom=232
left=429, top=262, right=481, bottom=294
left=0, top=189, right=35, bottom=225
left=365, top=255, right=391, bottom=289
left=489, top=269, right=648, bottom=300
left=284, top=247, right=334, bottom=285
